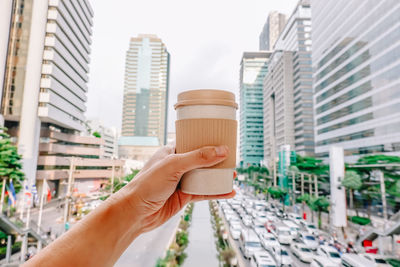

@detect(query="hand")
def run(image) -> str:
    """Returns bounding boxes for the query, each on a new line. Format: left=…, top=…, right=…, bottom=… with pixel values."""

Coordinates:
left=118, top=145, right=236, bottom=233
left=23, top=145, right=236, bottom=267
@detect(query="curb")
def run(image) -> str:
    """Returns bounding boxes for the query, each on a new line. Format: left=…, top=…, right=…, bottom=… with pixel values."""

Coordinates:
left=162, top=208, right=184, bottom=258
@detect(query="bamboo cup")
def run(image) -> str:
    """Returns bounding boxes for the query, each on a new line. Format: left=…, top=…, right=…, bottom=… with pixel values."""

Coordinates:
left=174, top=89, right=238, bottom=195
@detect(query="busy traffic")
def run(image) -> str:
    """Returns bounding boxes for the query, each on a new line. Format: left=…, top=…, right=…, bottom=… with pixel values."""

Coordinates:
left=218, top=186, right=395, bottom=267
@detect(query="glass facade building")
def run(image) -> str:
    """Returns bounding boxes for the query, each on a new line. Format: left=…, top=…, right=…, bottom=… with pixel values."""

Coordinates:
left=311, top=0, right=400, bottom=161
left=121, top=34, right=170, bottom=145
left=263, top=0, right=314, bottom=165
left=239, top=52, right=271, bottom=166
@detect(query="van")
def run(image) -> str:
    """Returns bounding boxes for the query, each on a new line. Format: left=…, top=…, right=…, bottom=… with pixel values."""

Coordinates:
left=341, top=253, right=375, bottom=267
left=239, top=229, right=263, bottom=259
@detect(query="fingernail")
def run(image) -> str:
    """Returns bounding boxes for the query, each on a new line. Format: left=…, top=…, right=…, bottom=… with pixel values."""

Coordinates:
left=215, top=145, right=228, bottom=157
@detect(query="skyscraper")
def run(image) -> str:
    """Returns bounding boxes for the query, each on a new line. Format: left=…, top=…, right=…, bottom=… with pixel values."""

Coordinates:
left=121, top=34, right=170, bottom=145
left=239, top=52, right=271, bottom=167
left=0, top=0, right=122, bottom=197
left=263, top=0, right=314, bottom=164
left=263, top=51, right=295, bottom=161
left=259, top=11, right=287, bottom=51
left=311, top=0, right=400, bottom=162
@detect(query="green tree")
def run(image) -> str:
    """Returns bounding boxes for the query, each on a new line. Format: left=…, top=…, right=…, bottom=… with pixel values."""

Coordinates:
left=0, top=127, right=24, bottom=198
left=342, top=171, right=362, bottom=211
left=296, top=193, right=310, bottom=215
left=291, top=154, right=329, bottom=196
left=291, top=155, right=328, bottom=176
left=100, top=169, right=140, bottom=200
left=268, top=186, right=288, bottom=213
left=351, top=155, right=400, bottom=218
left=309, top=196, right=330, bottom=229
left=92, top=131, right=101, bottom=138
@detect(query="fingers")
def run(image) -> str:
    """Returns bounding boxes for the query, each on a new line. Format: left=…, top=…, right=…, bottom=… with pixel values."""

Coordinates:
left=165, top=146, right=229, bottom=176
left=142, top=145, right=175, bottom=172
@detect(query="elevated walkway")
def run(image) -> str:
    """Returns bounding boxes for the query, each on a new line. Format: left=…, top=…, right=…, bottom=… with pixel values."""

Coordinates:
left=0, top=215, right=48, bottom=246
left=357, top=219, right=400, bottom=246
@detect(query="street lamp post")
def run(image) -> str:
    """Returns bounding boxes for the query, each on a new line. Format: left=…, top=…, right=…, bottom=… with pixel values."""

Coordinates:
left=36, top=179, right=47, bottom=251
left=110, top=157, right=115, bottom=194
left=63, top=157, right=75, bottom=233
left=314, top=175, right=319, bottom=197
left=377, top=170, right=388, bottom=227
left=291, top=171, right=296, bottom=206
left=0, top=178, right=6, bottom=213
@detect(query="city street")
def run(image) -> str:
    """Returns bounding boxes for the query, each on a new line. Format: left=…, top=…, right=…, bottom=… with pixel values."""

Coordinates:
left=219, top=187, right=348, bottom=267
left=114, top=211, right=182, bottom=267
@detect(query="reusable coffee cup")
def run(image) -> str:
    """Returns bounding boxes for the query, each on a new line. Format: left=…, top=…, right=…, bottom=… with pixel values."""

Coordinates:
left=174, top=89, right=238, bottom=195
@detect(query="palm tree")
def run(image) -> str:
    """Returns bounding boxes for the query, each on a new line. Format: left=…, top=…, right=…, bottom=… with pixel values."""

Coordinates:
left=268, top=186, right=287, bottom=213
left=309, top=196, right=330, bottom=229
left=342, top=170, right=362, bottom=213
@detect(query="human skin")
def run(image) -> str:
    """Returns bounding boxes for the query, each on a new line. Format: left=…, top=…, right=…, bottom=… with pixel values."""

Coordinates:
left=24, top=145, right=235, bottom=267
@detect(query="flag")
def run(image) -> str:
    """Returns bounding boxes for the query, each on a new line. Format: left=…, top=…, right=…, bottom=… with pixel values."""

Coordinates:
left=31, top=184, right=38, bottom=204
left=23, top=181, right=32, bottom=205
left=6, top=183, right=16, bottom=207
left=9, top=180, right=16, bottom=201
left=44, top=180, right=52, bottom=202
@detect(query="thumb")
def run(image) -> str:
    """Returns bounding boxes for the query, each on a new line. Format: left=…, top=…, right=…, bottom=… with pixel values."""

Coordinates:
left=167, top=146, right=229, bottom=176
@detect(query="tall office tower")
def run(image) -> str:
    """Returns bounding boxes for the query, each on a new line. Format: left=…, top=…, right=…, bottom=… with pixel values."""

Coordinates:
left=311, top=0, right=400, bottom=162
left=263, top=0, right=314, bottom=164
left=259, top=11, right=287, bottom=51
left=263, top=51, right=295, bottom=161
left=121, top=34, right=170, bottom=145
left=0, top=1, right=121, bottom=197
left=239, top=52, right=271, bottom=167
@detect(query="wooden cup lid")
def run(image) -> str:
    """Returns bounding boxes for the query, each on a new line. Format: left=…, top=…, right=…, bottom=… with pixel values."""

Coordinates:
left=174, top=89, right=238, bottom=109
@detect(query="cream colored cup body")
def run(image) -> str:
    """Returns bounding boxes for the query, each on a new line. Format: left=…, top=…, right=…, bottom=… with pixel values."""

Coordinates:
left=177, top=105, right=236, bottom=195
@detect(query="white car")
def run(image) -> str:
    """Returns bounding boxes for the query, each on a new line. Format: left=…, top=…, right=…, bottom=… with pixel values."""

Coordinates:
left=270, top=246, right=293, bottom=267
left=253, top=220, right=267, bottom=237
left=256, top=212, right=268, bottom=223
left=242, top=215, right=252, bottom=227
left=245, top=206, right=254, bottom=214
left=229, top=223, right=242, bottom=240
left=360, top=254, right=392, bottom=267
left=311, top=256, right=339, bottom=267
left=288, top=212, right=303, bottom=224
left=274, top=227, right=293, bottom=245
left=298, top=232, right=319, bottom=250
left=290, top=243, right=314, bottom=263
left=239, top=230, right=263, bottom=259
left=250, top=251, right=277, bottom=267
left=283, top=220, right=300, bottom=237
left=317, top=245, right=341, bottom=264
left=260, top=233, right=280, bottom=251
left=228, top=216, right=241, bottom=226
left=304, top=223, right=319, bottom=235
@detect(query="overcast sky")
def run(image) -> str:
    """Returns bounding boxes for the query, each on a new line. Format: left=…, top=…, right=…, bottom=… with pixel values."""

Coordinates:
left=86, top=0, right=298, bottom=133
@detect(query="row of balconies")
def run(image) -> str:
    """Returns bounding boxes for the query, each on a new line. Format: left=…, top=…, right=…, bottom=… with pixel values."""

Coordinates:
left=36, top=156, right=124, bottom=180
left=41, top=129, right=104, bottom=145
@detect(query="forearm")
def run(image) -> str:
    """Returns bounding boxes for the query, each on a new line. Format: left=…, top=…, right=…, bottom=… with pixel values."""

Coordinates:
left=24, top=183, right=143, bottom=267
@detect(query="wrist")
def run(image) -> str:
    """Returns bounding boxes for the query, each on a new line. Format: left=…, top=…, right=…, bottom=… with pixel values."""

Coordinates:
left=109, top=179, right=145, bottom=236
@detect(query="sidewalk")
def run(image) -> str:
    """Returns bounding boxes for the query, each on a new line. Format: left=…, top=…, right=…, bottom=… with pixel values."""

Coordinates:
left=183, top=201, right=219, bottom=267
